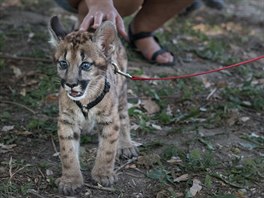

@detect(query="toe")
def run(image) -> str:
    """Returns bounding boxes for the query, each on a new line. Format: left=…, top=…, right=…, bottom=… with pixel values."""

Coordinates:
left=155, top=52, right=174, bottom=64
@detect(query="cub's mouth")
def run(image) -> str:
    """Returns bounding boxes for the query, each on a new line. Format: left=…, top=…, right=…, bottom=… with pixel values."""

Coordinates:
left=69, top=90, right=83, bottom=97
left=61, top=80, right=89, bottom=100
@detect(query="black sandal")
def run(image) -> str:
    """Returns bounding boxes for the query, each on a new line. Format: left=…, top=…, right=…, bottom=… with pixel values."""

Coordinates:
left=128, top=24, right=176, bottom=66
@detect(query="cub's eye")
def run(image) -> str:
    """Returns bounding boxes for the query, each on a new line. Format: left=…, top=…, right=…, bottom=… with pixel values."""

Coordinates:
left=58, top=60, right=68, bottom=70
left=80, top=62, right=93, bottom=71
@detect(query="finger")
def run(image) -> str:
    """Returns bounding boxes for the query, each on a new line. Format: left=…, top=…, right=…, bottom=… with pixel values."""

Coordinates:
left=116, top=16, right=128, bottom=40
left=79, top=15, right=94, bottom=31
left=92, top=12, right=104, bottom=29
left=107, top=12, right=115, bottom=23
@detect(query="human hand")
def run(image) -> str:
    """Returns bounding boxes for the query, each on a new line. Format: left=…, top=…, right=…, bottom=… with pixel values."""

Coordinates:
left=79, top=0, right=127, bottom=39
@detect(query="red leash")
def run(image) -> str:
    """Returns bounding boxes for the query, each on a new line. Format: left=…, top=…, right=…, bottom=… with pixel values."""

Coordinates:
left=129, top=55, right=264, bottom=81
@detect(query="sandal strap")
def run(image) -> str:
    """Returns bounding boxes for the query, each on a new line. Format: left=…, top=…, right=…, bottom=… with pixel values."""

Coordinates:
left=151, top=49, right=167, bottom=61
left=151, top=49, right=176, bottom=66
left=128, top=24, right=154, bottom=42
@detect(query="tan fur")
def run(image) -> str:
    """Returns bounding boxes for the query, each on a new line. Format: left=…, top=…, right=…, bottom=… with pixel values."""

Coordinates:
left=49, top=17, right=138, bottom=195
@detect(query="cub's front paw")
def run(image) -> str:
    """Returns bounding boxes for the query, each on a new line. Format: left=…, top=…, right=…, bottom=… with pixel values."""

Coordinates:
left=56, top=174, right=83, bottom=195
left=117, top=143, right=139, bottom=159
left=91, top=168, right=117, bottom=186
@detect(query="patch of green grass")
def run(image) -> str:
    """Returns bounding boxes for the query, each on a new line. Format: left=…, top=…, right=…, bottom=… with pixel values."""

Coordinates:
left=80, top=134, right=98, bottom=144
left=204, top=174, right=213, bottom=188
left=2, top=133, right=17, bottom=145
left=186, top=149, right=218, bottom=172
left=147, top=167, right=173, bottom=184
left=170, top=19, right=240, bottom=64
left=195, top=39, right=240, bottom=64
left=154, top=111, right=174, bottom=125
left=0, top=111, right=11, bottom=122
left=226, top=157, right=264, bottom=187
left=0, top=59, right=5, bottom=70
left=222, top=80, right=264, bottom=111
left=26, top=118, right=56, bottom=134
left=0, top=158, right=33, bottom=197
left=0, top=182, right=20, bottom=197
left=20, top=65, right=59, bottom=108
left=141, top=141, right=163, bottom=152
left=162, top=145, right=179, bottom=160
left=129, top=108, right=153, bottom=133
left=42, top=104, right=58, bottom=117
left=240, top=133, right=264, bottom=148
left=0, top=32, right=5, bottom=50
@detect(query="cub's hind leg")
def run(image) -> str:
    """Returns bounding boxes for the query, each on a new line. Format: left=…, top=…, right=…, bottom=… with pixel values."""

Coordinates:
left=117, top=85, right=139, bottom=159
left=56, top=110, right=83, bottom=195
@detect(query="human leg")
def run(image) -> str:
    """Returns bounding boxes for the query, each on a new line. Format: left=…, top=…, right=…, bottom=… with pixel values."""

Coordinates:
left=130, top=0, right=193, bottom=65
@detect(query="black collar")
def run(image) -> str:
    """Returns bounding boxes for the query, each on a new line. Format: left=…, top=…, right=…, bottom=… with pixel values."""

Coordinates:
left=74, top=78, right=110, bottom=118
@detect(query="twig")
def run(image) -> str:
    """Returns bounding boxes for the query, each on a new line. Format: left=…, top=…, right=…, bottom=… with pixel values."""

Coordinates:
left=115, top=157, right=138, bottom=173
left=27, top=189, right=46, bottom=198
left=8, top=156, right=30, bottom=184
left=0, top=54, right=52, bottom=63
left=84, top=183, right=117, bottom=192
left=206, top=88, right=217, bottom=100
left=37, top=168, right=45, bottom=178
left=50, top=136, right=60, bottom=159
left=124, top=172, right=145, bottom=178
left=1, top=101, right=36, bottom=114
left=130, top=167, right=146, bottom=175
left=210, top=173, right=246, bottom=189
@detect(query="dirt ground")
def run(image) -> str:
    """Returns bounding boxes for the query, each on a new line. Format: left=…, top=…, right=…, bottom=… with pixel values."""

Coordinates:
left=0, top=0, right=263, bottom=198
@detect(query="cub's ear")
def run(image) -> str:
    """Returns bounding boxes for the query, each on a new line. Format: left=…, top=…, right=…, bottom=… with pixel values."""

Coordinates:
left=48, top=16, right=67, bottom=47
left=94, top=21, right=117, bottom=56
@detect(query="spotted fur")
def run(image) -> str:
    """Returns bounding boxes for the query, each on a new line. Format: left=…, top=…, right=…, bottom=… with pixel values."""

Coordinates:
left=49, top=16, right=138, bottom=195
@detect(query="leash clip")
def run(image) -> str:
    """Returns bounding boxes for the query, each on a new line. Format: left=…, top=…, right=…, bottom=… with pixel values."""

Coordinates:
left=111, top=62, right=132, bottom=79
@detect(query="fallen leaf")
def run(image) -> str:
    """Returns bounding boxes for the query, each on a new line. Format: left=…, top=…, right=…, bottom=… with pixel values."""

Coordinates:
left=125, top=164, right=137, bottom=169
left=46, top=169, right=54, bottom=176
left=53, top=152, right=60, bottom=157
left=16, top=131, right=32, bottom=136
left=0, top=143, right=17, bottom=153
left=21, top=79, right=39, bottom=87
left=27, top=32, right=34, bottom=42
left=1, top=125, right=14, bottom=132
left=227, top=109, right=240, bottom=126
left=167, top=156, right=182, bottom=164
left=20, top=88, right=26, bottom=96
left=130, top=123, right=140, bottom=131
left=156, top=187, right=183, bottom=198
left=200, top=76, right=212, bottom=88
left=137, top=154, right=161, bottom=169
left=173, top=174, right=189, bottom=182
left=190, top=179, right=202, bottom=197
left=240, top=117, right=250, bottom=122
left=166, top=105, right=173, bottom=116
left=242, top=101, right=252, bottom=107
left=251, top=79, right=264, bottom=85
left=150, top=123, right=162, bottom=130
left=11, top=65, right=22, bottom=78
left=131, top=140, right=143, bottom=147
left=140, top=98, right=160, bottom=114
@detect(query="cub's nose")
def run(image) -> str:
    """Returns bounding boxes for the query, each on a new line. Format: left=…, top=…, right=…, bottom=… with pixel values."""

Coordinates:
left=65, top=83, right=78, bottom=88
